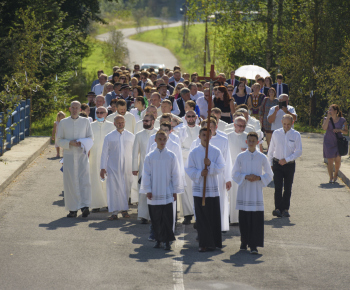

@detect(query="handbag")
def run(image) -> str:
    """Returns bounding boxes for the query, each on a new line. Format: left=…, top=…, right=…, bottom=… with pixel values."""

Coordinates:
left=330, top=117, right=348, bottom=156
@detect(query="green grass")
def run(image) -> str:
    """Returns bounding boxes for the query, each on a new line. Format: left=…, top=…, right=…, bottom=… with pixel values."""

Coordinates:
left=31, top=110, right=69, bottom=137
left=294, top=123, right=325, bottom=134
left=130, top=24, right=213, bottom=75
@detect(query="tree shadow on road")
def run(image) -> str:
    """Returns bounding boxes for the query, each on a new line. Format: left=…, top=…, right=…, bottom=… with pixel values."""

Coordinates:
left=319, top=182, right=345, bottom=189
left=264, top=217, right=295, bottom=229
left=38, top=217, right=89, bottom=230
left=222, top=250, right=264, bottom=267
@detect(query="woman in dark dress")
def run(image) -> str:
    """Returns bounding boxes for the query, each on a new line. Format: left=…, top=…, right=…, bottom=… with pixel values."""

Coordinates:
left=264, top=76, right=273, bottom=96
left=214, top=86, right=235, bottom=124
left=233, top=81, right=249, bottom=106
left=322, top=104, right=348, bottom=183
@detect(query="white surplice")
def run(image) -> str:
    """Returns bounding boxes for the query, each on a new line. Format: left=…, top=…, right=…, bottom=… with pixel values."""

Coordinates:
left=132, top=128, right=158, bottom=220
left=185, top=144, right=225, bottom=198
left=106, top=111, right=136, bottom=134
left=140, top=147, right=184, bottom=205
left=100, top=129, right=135, bottom=212
left=146, top=132, right=180, bottom=153
left=57, top=116, right=93, bottom=211
left=180, top=125, right=200, bottom=216
left=232, top=149, right=273, bottom=212
left=189, top=133, right=232, bottom=231
left=89, top=120, right=115, bottom=208
left=227, top=130, right=248, bottom=223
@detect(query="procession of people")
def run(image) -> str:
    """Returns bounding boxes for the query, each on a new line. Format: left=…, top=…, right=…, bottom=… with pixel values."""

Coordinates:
left=54, top=65, right=312, bottom=254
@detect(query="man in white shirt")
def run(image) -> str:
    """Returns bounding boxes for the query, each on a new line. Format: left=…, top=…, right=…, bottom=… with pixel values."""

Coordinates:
left=267, top=94, right=297, bottom=131
left=196, top=88, right=213, bottom=119
left=189, top=82, right=204, bottom=102
left=92, top=73, right=107, bottom=96
left=185, top=128, right=225, bottom=252
left=267, top=114, right=302, bottom=218
left=140, top=130, right=183, bottom=250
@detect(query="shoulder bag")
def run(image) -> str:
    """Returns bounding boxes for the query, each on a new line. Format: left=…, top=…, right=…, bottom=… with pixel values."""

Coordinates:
left=330, top=117, right=348, bottom=156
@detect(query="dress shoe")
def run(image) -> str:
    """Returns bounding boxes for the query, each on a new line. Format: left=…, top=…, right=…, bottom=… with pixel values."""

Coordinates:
left=164, top=242, right=171, bottom=250
left=81, top=207, right=90, bottom=217
left=240, top=243, right=247, bottom=251
left=272, top=209, right=282, bottom=217
left=282, top=210, right=290, bottom=217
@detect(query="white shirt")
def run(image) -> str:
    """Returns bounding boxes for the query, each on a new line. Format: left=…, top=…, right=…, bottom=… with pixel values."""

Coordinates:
left=140, top=148, right=184, bottom=205
left=190, top=91, right=204, bottom=102
left=267, top=128, right=302, bottom=165
left=147, top=132, right=180, bottom=153
left=232, top=149, right=273, bottom=211
left=267, top=105, right=297, bottom=131
left=92, top=83, right=104, bottom=96
left=185, top=144, right=225, bottom=198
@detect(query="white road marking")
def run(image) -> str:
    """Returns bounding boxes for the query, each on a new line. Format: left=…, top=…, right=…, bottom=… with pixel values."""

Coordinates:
left=173, top=223, right=185, bottom=290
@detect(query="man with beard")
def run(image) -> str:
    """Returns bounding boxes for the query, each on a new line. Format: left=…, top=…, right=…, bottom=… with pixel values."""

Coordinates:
left=132, top=113, right=158, bottom=224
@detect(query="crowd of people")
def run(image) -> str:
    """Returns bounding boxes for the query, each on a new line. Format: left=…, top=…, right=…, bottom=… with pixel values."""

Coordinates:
left=52, top=63, right=347, bottom=254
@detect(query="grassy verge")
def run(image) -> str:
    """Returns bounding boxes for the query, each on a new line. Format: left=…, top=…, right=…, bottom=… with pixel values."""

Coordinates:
left=294, top=123, right=325, bottom=134
left=31, top=110, right=69, bottom=137
left=130, top=24, right=213, bottom=74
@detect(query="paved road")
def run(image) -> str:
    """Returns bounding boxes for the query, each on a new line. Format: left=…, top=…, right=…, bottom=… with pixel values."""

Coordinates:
left=95, top=22, right=182, bottom=69
left=1, top=133, right=350, bottom=289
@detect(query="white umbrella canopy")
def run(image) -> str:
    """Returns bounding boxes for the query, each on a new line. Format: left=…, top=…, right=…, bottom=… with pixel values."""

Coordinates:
left=235, top=65, right=270, bottom=80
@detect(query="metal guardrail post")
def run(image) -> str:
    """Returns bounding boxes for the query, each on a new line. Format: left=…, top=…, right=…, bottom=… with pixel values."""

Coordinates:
left=20, top=100, right=25, bottom=140
left=25, top=99, right=30, bottom=136
left=6, top=109, right=12, bottom=150
left=0, top=112, right=3, bottom=155
left=14, top=104, right=20, bottom=144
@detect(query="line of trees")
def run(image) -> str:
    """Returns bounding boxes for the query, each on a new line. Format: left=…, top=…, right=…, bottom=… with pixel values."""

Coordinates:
left=186, top=0, right=350, bottom=127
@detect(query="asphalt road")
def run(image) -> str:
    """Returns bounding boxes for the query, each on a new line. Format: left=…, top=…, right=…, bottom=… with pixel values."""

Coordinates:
left=1, top=133, right=350, bottom=289
left=95, top=22, right=182, bottom=69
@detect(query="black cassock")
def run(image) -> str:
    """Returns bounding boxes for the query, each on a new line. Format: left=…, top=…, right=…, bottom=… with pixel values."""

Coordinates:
left=194, top=196, right=222, bottom=248
left=239, top=210, right=264, bottom=248
left=148, top=203, right=175, bottom=243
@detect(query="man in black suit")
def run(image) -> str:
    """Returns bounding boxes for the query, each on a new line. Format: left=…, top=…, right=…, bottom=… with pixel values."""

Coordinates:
left=272, top=74, right=289, bottom=98
left=176, top=88, right=192, bottom=117
left=89, top=95, right=112, bottom=121
left=138, top=71, right=152, bottom=90
left=162, top=75, right=174, bottom=95
left=226, top=70, right=240, bottom=88
left=119, top=84, right=134, bottom=111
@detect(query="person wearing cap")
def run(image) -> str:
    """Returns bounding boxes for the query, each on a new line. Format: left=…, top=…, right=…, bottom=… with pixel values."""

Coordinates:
left=119, top=83, right=133, bottom=111
left=86, top=92, right=96, bottom=107
left=158, top=83, right=180, bottom=116
left=267, top=94, right=297, bottom=131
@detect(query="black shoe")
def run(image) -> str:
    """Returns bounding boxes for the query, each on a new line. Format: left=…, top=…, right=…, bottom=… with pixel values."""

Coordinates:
left=164, top=242, right=171, bottom=251
left=81, top=207, right=90, bottom=217
left=91, top=208, right=100, bottom=213
left=240, top=243, right=247, bottom=251
left=207, top=247, right=215, bottom=251
left=141, top=218, right=148, bottom=224
left=67, top=211, right=77, bottom=218
left=272, top=209, right=282, bottom=217
left=182, top=217, right=192, bottom=225
left=250, top=248, right=258, bottom=254
left=282, top=210, right=290, bottom=217
left=153, top=241, right=161, bottom=248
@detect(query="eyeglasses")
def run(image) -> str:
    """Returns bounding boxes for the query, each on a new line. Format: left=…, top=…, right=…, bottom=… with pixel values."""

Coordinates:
left=96, top=112, right=105, bottom=115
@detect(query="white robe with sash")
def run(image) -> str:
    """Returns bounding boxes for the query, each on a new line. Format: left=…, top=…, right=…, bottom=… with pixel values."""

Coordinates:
left=57, top=116, right=93, bottom=211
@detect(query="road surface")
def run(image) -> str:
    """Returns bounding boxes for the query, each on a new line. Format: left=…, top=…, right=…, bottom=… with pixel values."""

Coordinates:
left=1, top=133, right=350, bottom=289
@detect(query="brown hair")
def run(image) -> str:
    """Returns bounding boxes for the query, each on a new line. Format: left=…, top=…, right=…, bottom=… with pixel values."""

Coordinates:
left=247, top=131, right=259, bottom=140
left=116, top=99, right=127, bottom=107
left=330, top=104, right=343, bottom=117
left=218, top=86, right=231, bottom=107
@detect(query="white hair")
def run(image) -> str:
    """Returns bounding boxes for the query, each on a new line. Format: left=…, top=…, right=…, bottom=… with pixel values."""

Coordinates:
left=278, top=94, right=289, bottom=100
left=234, top=116, right=247, bottom=124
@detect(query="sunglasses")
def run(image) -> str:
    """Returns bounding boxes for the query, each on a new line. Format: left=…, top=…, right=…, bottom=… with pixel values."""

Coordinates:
left=96, top=112, right=105, bottom=115
left=186, top=115, right=196, bottom=118
left=142, top=119, right=151, bottom=122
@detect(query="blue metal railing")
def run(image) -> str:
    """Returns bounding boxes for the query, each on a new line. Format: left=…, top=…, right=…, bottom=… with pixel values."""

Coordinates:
left=0, top=99, right=30, bottom=156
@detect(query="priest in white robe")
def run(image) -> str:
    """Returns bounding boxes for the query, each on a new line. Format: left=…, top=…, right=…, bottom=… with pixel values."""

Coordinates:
left=106, top=99, right=135, bottom=133
left=134, top=105, right=160, bottom=134
left=89, top=107, right=115, bottom=211
left=140, top=130, right=184, bottom=250
left=180, top=110, right=200, bottom=225
left=132, top=113, right=158, bottom=224
left=227, top=116, right=248, bottom=224
left=185, top=128, right=225, bottom=252
left=100, top=115, right=135, bottom=220
left=232, top=132, right=273, bottom=254
left=57, top=101, right=93, bottom=218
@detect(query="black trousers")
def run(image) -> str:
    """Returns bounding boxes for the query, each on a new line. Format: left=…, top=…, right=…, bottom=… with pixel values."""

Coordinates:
left=148, top=203, right=175, bottom=243
left=273, top=161, right=296, bottom=212
left=194, top=196, right=222, bottom=248
left=239, top=210, right=264, bottom=248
